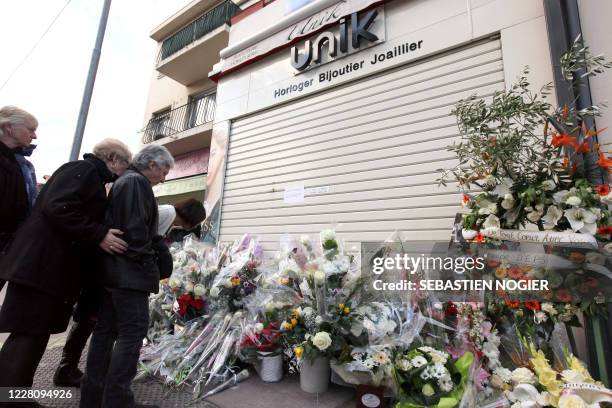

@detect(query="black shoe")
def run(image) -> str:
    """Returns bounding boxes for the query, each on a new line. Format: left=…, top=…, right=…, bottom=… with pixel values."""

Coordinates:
left=53, top=366, right=84, bottom=388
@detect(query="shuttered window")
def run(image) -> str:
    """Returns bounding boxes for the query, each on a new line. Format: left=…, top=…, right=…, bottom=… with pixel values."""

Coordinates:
left=220, top=38, right=504, bottom=252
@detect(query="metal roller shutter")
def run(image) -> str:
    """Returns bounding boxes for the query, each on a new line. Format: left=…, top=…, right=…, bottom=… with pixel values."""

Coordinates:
left=220, top=38, right=504, bottom=252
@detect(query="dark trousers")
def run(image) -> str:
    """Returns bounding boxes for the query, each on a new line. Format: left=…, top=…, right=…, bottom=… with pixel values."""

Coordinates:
left=80, top=288, right=149, bottom=408
left=0, top=279, right=5, bottom=293
left=0, top=333, right=50, bottom=386
left=56, top=319, right=96, bottom=375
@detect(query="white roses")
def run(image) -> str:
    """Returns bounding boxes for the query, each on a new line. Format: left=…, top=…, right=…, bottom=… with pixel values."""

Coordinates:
left=312, top=331, right=332, bottom=351
left=193, top=284, right=206, bottom=297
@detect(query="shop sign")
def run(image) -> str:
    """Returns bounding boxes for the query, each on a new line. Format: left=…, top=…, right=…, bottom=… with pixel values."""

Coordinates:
left=153, top=175, right=207, bottom=197
left=166, top=148, right=209, bottom=181
left=290, top=9, right=381, bottom=71
left=211, top=0, right=386, bottom=79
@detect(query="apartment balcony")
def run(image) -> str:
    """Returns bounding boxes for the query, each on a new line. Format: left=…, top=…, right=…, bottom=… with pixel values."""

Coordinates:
left=143, top=92, right=216, bottom=156
left=155, top=0, right=241, bottom=86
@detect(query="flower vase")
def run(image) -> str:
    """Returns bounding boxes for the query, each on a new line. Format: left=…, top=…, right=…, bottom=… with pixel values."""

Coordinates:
left=300, top=356, right=330, bottom=393
left=255, top=351, right=283, bottom=383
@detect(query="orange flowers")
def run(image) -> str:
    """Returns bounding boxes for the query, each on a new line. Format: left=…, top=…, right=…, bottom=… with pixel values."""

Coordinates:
left=462, top=194, right=470, bottom=206
left=597, top=152, right=612, bottom=169
left=524, top=300, right=541, bottom=311
left=505, top=299, right=520, bottom=309
left=595, top=184, right=611, bottom=196
left=550, top=132, right=578, bottom=149
left=576, top=142, right=590, bottom=154
left=474, top=232, right=485, bottom=243
left=231, top=276, right=241, bottom=286
left=508, top=266, right=524, bottom=279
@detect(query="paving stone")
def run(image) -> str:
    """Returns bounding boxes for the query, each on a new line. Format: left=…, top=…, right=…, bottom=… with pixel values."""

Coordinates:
left=29, top=345, right=356, bottom=408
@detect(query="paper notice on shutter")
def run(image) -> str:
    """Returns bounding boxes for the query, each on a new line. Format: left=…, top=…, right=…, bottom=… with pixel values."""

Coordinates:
left=284, top=185, right=304, bottom=203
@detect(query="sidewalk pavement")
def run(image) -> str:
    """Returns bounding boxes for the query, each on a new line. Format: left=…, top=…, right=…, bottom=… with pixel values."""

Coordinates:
left=2, top=286, right=355, bottom=408
left=27, top=338, right=355, bottom=408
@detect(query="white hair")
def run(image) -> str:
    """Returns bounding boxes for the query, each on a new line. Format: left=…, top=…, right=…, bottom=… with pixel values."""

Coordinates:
left=132, top=144, right=174, bottom=171
left=0, top=106, right=37, bottom=137
left=93, top=138, right=132, bottom=162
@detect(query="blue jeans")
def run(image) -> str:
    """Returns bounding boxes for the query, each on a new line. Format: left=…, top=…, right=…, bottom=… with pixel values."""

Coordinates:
left=80, top=288, right=149, bottom=408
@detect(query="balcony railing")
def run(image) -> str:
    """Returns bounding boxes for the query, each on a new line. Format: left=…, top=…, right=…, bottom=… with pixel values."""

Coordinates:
left=143, top=92, right=216, bottom=144
left=157, top=0, right=241, bottom=64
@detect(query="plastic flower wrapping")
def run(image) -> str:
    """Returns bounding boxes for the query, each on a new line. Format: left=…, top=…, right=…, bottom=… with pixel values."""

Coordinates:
left=137, top=229, right=612, bottom=406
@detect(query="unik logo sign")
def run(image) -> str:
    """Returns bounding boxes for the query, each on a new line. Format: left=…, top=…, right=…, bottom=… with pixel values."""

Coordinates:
left=290, top=9, right=379, bottom=71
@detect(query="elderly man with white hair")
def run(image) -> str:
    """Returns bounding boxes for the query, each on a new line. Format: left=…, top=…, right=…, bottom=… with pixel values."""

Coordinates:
left=81, top=144, right=174, bottom=408
left=0, top=106, right=39, bottom=293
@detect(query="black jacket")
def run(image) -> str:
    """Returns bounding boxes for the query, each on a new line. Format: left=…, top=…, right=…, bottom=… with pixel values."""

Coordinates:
left=0, top=154, right=113, bottom=301
left=102, top=168, right=160, bottom=294
left=0, top=141, right=29, bottom=251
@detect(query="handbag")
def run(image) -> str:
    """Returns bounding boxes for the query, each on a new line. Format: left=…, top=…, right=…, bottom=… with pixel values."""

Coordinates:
left=152, top=235, right=173, bottom=280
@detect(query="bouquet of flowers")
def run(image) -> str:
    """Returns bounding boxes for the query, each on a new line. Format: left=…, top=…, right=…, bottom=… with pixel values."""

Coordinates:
left=441, top=303, right=507, bottom=400
left=438, top=37, right=612, bottom=240
left=139, top=310, right=246, bottom=398
left=496, top=341, right=611, bottom=407
left=284, top=305, right=345, bottom=365
left=240, top=321, right=283, bottom=362
left=210, top=234, right=263, bottom=311
left=393, top=345, right=474, bottom=408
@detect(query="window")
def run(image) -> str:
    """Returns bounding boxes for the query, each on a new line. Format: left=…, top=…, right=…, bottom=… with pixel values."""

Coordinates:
left=187, top=91, right=216, bottom=128
left=147, top=108, right=172, bottom=141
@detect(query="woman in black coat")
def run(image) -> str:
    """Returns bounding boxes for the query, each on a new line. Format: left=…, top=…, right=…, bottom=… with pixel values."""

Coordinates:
left=0, top=138, right=132, bottom=388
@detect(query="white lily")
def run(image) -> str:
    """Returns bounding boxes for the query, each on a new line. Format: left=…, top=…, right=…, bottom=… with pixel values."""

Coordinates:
left=565, top=207, right=598, bottom=234
left=527, top=210, right=544, bottom=223
left=483, top=214, right=501, bottom=229
left=542, top=206, right=563, bottom=229
left=553, top=190, right=570, bottom=204
left=505, top=384, right=549, bottom=408
left=565, top=196, right=582, bottom=206
left=501, top=194, right=515, bottom=210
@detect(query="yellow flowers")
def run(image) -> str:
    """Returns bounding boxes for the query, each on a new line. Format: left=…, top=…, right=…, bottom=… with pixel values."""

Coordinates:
left=338, top=303, right=345, bottom=310
left=294, top=346, right=304, bottom=359
left=343, top=307, right=350, bottom=315
left=568, top=355, right=595, bottom=383
left=292, top=308, right=300, bottom=319
left=231, top=276, right=241, bottom=286
left=290, top=318, right=298, bottom=327
left=529, top=345, right=562, bottom=398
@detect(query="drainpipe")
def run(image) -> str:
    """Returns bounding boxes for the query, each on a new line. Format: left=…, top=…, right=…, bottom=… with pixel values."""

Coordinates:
left=543, top=0, right=605, bottom=185
left=544, top=0, right=611, bottom=387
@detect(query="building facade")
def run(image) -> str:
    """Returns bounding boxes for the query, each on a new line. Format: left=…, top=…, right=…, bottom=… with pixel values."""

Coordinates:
left=143, top=0, right=612, bottom=243
left=142, top=0, right=243, bottom=204
left=205, top=0, right=558, bottom=250
left=142, top=0, right=612, bottom=381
